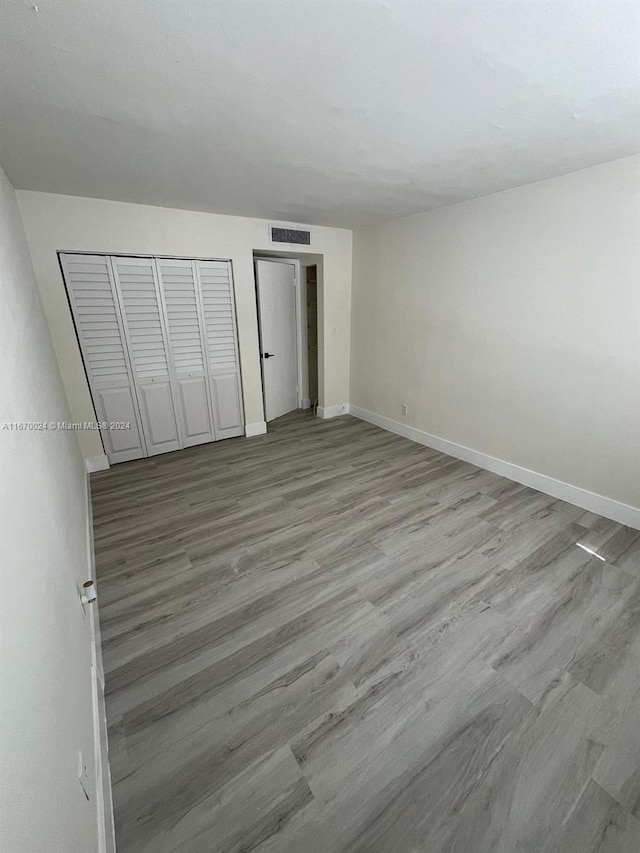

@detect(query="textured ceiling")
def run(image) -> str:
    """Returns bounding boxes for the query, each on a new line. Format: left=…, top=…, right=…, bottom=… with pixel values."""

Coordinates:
left=1, top=0, right=638, bottom=226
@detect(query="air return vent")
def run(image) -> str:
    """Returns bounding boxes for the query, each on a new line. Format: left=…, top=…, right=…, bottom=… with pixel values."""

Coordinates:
left=269, top=223, right=312, bottom=246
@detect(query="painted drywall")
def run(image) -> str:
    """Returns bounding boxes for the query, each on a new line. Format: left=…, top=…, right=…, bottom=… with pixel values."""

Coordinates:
left=2, top=2, right=639, bottom=225
left=15, top=192, right=352, bottom=459
left=0, top=168, right=101, bottom=852
left=351, top=155, right=640, bottom=509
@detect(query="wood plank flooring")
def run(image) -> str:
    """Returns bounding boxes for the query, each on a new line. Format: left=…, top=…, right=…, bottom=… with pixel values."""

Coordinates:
left=91, top=411, right=640, bottom=853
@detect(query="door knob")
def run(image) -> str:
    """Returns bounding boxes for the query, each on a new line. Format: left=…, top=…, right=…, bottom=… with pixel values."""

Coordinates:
left=262, top=352, right=275, bottom=359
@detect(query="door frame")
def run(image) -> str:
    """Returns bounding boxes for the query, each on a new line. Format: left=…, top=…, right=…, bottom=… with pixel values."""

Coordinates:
left=302, top=261, right=318, bottom=409
left=253, top=257, right=305, bottom=413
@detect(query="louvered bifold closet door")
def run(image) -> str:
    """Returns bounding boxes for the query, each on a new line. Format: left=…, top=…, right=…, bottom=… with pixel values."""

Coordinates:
left=155, top=259, right=216, bottom=446
left=110, top=256, right=182, bottom=455
left=60, top=254, right=146, bottom=464
left=195, top=260, right=244, bottom=438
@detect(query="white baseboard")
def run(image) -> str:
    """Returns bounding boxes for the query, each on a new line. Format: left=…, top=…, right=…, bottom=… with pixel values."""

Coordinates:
left=301, top=398, right=312, bottom=410
left=317, top=403, right=349, bottom=419
left=85, top=455, right=109, bottom=473
left=245, top=421, right=267, bottom=437
left=348, top=405, right=640, bottom=530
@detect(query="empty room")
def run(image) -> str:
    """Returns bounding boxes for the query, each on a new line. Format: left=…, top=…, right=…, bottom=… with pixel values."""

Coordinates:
left=1, top=1, right=639, bottom=852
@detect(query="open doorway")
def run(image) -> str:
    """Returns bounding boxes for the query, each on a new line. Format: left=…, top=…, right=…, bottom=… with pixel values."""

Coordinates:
left=253, top=252, right=322, bottom=427
left=306, top=264, right=318, bottom=410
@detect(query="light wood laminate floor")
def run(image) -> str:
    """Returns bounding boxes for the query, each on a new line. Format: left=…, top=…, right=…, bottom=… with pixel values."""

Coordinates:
left=91, top=412, right=640, bottom=853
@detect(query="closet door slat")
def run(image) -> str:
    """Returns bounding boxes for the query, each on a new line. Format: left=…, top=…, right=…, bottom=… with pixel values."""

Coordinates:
left=196, top=260, right=244, bottom=439
left=155, top=259, right=215, bottom=446
left=110, top=256, right=182, bottom=456
left=59, top=253, right=146, bottom=464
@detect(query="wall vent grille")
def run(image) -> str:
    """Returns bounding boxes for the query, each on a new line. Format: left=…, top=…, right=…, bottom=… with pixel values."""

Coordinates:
left=269, top=224, right=312, bottom=246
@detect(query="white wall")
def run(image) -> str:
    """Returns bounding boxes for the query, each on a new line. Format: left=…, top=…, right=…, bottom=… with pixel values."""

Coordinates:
left=351, top=156, right=640, bottom=511
left=0, top=169, right=101, bottom=852
left=16, top=192, right=352, bottom=460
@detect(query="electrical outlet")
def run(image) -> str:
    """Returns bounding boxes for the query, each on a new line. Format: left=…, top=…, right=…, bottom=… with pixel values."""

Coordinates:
left=78, top=750, right=90, bottom=801
left=401, top=404, right=408, bottom=416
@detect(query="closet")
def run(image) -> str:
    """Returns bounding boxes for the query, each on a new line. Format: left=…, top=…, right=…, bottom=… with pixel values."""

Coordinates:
left=60, top=253, right=244, bottom=464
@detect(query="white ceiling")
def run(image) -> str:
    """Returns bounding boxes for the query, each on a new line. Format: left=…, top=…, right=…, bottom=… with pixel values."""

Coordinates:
left=1, top=0, right=638, bottom=227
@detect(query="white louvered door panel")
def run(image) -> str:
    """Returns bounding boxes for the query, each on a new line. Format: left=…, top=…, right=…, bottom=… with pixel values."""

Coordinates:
left=195, top=260, right=244, bottom=439
left=60, top=253, right=146, bottom=464
left=110, top=256, right=182, bottom=455
left=155, top=259, right=216, bottom=446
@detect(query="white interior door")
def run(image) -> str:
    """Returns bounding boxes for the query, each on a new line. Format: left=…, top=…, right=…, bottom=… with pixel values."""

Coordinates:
left=60, top=254, right=146, bottom=464
left=110, top=256, right=182, bottom=456
left=155, top=258, right=216, bottom=446
left=255, top=260, right=298, bottom=422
